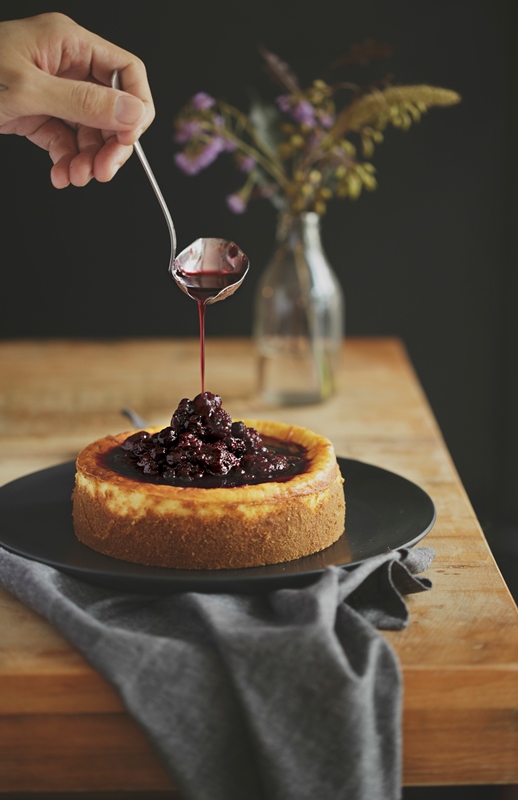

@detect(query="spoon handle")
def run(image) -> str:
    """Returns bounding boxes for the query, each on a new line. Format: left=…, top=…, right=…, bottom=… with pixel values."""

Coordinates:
left=111, top=70, right=177, bottom=260
left=133, top=140, right=177, bottom=258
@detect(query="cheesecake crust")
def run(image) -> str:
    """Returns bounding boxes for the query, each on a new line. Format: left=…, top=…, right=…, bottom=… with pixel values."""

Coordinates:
left=72, top=419, right=345, bottom=570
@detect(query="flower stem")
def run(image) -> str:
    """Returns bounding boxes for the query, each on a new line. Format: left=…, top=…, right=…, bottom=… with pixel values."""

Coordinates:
left=214, top=101, right=290, bottom=189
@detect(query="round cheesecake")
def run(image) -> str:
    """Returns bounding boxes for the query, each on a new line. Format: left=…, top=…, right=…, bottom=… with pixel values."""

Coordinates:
left=72, top=418, right=345, bottom=570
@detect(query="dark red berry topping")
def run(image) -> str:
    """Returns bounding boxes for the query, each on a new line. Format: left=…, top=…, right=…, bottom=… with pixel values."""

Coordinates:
left=105, top=392, right=307, bottom=488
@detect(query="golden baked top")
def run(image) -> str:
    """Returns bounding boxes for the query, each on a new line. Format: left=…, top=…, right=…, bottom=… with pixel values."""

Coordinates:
left=75, top=417, right=339, bottom=510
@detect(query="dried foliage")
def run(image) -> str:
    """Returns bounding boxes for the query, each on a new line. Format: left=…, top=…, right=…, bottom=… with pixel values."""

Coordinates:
left=173, top=46, right=461, bottom=216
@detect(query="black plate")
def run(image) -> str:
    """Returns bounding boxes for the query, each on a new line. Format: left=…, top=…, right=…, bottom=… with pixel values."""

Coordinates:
left=0, top=458, right=435, bottom=594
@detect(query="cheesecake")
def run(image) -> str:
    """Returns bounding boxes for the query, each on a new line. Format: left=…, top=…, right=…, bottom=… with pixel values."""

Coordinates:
left=72, top=393, right=345, bottom=570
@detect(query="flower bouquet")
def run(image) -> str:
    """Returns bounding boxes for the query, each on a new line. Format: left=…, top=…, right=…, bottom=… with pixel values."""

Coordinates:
left=173, top=43, right=460, bottom=405
left=173, top=43, right=460, bottom=217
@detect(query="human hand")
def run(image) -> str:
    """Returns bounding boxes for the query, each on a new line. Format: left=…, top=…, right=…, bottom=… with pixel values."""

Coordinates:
left=0, top=12, right=155, bottom=188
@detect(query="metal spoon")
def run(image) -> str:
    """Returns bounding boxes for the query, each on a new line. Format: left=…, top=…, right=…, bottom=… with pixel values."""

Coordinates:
left=111, top=70, right=177, bottom=267
left=120, top=407, right=149, bottom=429
left=172, top=238, right=249, bottom=305
left=110, top=71, right=249, bottom=301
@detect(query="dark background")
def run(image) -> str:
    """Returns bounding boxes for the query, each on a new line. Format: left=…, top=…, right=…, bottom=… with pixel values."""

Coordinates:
left=1, top=0, right=517, bottom=593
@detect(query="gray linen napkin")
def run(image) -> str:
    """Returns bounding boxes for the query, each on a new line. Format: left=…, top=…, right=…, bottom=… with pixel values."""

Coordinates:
left=0, top=545, right=434, bottom=800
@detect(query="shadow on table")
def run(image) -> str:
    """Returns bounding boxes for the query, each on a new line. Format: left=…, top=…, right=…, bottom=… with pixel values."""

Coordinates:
left=3, top=786, right=518, bottom=799
left=0, top=794, right=180, bottom=800
left=404, top=786, right=518, bottom=799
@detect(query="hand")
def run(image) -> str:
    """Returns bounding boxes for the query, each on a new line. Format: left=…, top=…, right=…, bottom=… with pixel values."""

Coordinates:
left=0, top=12, right=155, bottom=188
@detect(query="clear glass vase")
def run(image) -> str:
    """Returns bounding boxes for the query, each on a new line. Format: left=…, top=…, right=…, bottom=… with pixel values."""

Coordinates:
left=254, top=211, right=344, bottom=405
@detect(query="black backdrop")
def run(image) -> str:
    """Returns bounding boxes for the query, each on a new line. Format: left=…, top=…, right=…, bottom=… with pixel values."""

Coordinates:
left=1, top=0, right=517, bottom=572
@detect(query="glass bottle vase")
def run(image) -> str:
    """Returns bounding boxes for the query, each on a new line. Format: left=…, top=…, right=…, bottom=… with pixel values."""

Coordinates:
left=254, top=211, right=344, bottom=405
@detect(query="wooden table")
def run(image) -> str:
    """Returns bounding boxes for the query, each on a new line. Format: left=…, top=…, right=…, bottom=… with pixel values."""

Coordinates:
left=0, top=337, right=517, bottom=793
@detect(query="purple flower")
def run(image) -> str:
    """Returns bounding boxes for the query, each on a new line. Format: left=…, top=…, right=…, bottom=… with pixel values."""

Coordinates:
left=226, top=193, right=247, bottom=214
left=276, top=94, right=292, bottom=113
left=238, top=155, right=255, bottom=172
left=276, top=95, right=316, bottom=127
left=318, top=112, right=335, bottom=129
left=222, top=139, right=237, bottom=153
left=191, top=92, right=215, bottom=110
left=207, top=114, right=236, bottom=153
left=197, top=137, right=225, bottom=167
left=291, top=100, right=316, bottom=127
left=174, top=137, right=225, bottom=175
left=174, top=152, right=202, bottom=176
left=174, top=120, right=203, bottom=144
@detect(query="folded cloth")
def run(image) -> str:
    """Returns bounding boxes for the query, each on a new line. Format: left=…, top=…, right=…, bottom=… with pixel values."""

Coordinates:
left=0, top=545, right=434, bottom=800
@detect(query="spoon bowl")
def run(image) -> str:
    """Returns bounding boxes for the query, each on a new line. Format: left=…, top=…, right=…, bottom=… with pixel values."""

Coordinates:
left=171, top=238, right=249, bottom=305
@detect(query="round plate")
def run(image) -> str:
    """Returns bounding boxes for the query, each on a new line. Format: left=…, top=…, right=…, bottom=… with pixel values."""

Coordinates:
left=0, top=458, right=435, bottom=594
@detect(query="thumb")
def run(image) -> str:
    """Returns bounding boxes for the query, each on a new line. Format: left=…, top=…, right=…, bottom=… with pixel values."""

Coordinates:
left=24, top=69, right=146, bottom=131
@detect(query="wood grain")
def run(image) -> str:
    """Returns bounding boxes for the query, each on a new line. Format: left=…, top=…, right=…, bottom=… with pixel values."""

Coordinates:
left=0, top=337, right=517, bottom=791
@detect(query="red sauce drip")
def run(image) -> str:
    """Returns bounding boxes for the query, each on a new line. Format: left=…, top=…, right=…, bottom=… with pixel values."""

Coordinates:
left=179, top=271, right=242, bottom=394
left=198, top=301, right=205, bottom=394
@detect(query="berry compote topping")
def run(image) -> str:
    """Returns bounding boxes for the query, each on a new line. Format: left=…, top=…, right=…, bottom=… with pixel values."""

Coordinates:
left=105, top=392, right=307, bottom=488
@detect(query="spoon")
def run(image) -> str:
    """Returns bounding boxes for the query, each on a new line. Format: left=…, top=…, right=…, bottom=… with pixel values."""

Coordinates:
left=120, top=407, right=149, bottom=429
left=172, top=238, right=249, bottom=305
left=110, top=71, right=249, bottom=300
left=111, top=70, right=177, bottom=267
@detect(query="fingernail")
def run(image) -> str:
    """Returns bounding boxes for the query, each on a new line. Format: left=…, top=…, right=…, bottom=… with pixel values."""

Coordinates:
left=115, top=95, right=144, bottom=125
